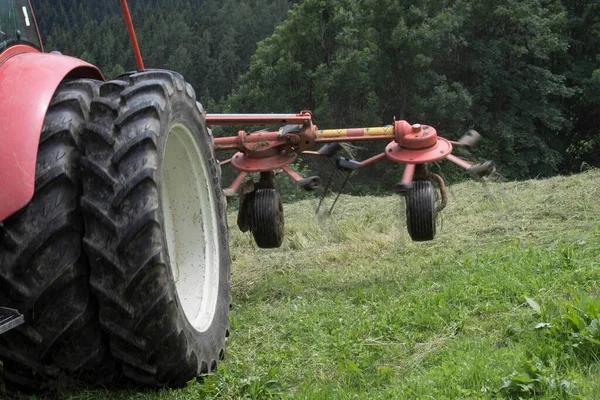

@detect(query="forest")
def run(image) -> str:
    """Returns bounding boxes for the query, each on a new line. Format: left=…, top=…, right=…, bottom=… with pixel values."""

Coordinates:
left=31, top=0, right=599, bottom=190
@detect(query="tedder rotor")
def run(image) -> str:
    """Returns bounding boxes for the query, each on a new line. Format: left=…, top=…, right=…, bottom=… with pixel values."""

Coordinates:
left=209, top=113, right=496, bottom=247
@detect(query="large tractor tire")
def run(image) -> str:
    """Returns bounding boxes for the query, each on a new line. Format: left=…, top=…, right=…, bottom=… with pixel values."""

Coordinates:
left=80, top=70, right=231, bottom=387
left=0, top=80, right=108, bottom=391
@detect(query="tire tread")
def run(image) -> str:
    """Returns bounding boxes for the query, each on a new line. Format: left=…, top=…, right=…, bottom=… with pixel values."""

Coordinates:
left=0, top=79, right=107, bottom=391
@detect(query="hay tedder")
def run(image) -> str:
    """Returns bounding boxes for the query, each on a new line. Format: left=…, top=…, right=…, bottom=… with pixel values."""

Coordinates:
left=211, top=115, right=494, bottom=247
left=0, top=0, right=494, bottom=393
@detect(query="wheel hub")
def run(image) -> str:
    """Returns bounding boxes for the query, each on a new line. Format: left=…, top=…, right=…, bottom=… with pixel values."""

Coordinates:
left=162, top=124, right=220, bottom=333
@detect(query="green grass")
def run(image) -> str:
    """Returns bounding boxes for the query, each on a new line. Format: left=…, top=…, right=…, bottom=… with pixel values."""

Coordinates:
left=33, top=170, right=600, bottom=398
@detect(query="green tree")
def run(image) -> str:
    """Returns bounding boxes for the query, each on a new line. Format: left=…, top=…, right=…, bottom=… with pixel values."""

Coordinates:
left=229, top=0, right=574, bottom=184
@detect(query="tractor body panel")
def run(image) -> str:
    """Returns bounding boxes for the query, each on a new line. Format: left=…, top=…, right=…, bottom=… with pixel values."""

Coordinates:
left=0, top=52, right=103, bottom=221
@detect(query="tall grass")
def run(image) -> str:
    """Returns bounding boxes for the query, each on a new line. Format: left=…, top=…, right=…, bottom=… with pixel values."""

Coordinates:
left=18, top=170, right=600, bottom=399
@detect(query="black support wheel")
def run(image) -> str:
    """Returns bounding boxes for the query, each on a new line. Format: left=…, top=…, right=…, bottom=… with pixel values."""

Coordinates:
left=0, top=79, right=108, bottom=392
left=251, top=189, right=284, bottom=248
left=405, top=180, right=436, bottom=241
left=80, top=70, right=231, bottom=388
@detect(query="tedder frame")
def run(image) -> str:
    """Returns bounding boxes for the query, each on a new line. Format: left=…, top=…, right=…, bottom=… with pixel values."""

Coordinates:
left=207, top=112, right=495, bottom=247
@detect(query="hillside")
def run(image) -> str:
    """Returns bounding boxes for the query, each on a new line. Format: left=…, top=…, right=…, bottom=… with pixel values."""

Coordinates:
left=64, top=169, right=600, bottom=399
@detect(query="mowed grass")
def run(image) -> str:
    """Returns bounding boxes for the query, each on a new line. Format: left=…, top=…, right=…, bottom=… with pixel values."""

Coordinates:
left=51, top=171, right=600, bottom=398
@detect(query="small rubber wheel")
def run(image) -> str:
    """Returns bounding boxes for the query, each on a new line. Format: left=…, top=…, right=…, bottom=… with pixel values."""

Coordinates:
left=406, top=180, right=436, bottom=241
left=236, top=181, right=255, bottom=233
left=251, top=189, right=284, bottom=248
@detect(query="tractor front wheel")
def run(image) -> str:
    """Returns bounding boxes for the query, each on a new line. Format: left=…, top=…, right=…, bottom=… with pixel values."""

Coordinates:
left=80, top=70, right=231, bottom=387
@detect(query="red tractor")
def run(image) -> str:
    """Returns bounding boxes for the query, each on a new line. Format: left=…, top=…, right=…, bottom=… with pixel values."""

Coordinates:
left=1, top=0, right=231, bottom=392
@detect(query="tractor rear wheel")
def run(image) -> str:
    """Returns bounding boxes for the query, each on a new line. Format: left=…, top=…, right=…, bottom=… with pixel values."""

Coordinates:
left=80, top=70, right=231, bottom=387
left=251, top=189, right=285, bottom=248
left=405, top=180, right=436, bottom=241
left=0, top=79, right=108, bottom=391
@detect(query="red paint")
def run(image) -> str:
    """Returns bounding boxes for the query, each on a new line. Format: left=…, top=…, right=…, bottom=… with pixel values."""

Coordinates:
left=445, top=154, right=473, bottom=170
left=385, top=138, right=453, bottom=164
left=214, top=117, right=455, bottom=175
left=314, top=135, right=393, bottom=143
left=226, top=172, right=249, bottom=194
left=120, top=0, right=145, bottom=71
left=0, top=52, right=103, bottom=221
left=0, top=44, right=39, bottom=64
left=230, top=152, right=297, bottom=173
left=206, top=113, right=312, bottom=126
left=214, top=131, right=284, bottom=151
left=401, top=164, right=416, bottom=186
left=346, top=128, right=366, bottom=137
left=213, top=136, right=241, bottom=150
left=301, top=151, right=321, bottom=157
left=394, top=120, right=412, bottom=143
left=281, top=165, right=303, bottom=182
left=394, top=120, right=438, bottom=149
left=359, top=152, right=387, bottom=168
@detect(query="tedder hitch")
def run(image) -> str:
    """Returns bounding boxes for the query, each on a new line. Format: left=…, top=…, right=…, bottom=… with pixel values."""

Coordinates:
left=208, top=113, right=494, bottom=247
left=0, top=307, right=24, bottom=335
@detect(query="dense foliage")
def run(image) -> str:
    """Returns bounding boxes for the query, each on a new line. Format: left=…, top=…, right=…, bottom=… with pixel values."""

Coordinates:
left=32, top=0, right=296, bottom=109
left=231, top=0, right=600, bottom=183
left=31, top=0, right=599, bottom=187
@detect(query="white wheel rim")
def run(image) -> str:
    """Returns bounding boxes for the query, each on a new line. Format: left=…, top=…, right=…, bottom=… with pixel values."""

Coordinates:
left=162, top=123, right=220, bottom=333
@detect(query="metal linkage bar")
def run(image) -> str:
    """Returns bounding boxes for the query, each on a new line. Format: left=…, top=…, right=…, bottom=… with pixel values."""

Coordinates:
left=446, top=154, right=473, bottom=170
left=280, top=166, right=320, bottom=190
left=281, top=165, right=303, bottom=182
left=445, top=154, right=497, bottom=179
left=314, top=125, right=395, bottom=143
left=317, top=126, right=394, bottom=138
left=120, top=0, right=145, bottom=71
left=395, top=163, right=416, bottom=193
left=213, top=125, right=396, bottom=151
left=356, top=153, right=386, bottom=168
left=223, top=171, right=249, bottom=197
left=315, top=135, right=394, bottom=143
left=213, top=131, right=284, bottom=151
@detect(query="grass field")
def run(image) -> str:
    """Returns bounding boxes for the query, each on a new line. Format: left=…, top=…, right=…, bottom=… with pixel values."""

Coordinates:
left=30, top=170, right=600, bottom=398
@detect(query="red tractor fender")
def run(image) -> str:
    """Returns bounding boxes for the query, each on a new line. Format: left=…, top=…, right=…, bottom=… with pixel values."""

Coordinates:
left=0, top=52, right=104, bottom=221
